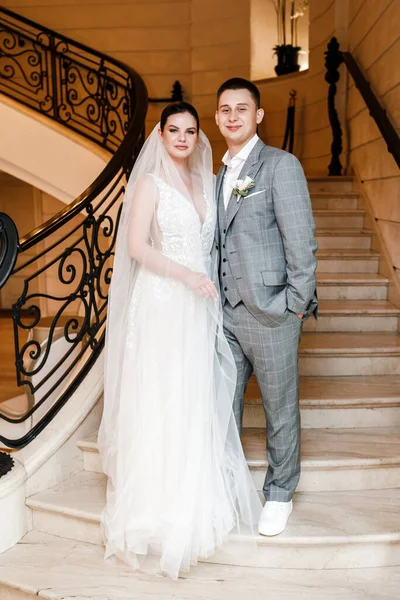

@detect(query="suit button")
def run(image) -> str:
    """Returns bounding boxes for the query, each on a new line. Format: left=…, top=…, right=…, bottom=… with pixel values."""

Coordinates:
left=215, top=245, right=219, bottom=250
left=223, top=258, right=227, bottom=262
left=223, top=229, right=226, bottom=233
left=224, top=287, right=228, bottom=292
left=222, top=244, right=225, bottom=249
left=222, top=272, right=226, bottom=276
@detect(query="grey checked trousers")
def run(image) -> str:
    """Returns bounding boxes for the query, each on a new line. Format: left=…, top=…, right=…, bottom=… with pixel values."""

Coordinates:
left=223, top=301, right=303, bottom=502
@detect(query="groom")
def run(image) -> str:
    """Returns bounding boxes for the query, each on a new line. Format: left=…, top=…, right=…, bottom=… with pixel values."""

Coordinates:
left=215, top=78, right=318, bottom=536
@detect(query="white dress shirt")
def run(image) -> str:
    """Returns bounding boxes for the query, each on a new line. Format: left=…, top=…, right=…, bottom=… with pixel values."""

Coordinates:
left=222, top=134, right=259, bottom=210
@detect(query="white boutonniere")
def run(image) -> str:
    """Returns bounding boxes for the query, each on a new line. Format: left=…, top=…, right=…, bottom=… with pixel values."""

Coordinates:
left=232, top=176, right=255, bottom=201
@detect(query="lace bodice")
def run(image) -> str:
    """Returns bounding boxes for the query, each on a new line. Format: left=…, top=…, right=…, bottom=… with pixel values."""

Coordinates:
left=151, top=175, right=216, bottom=272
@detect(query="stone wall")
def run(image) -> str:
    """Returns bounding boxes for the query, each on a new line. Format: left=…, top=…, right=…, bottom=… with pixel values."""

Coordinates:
left=190, top=0, right=251, bottom=169
left=347, top=0, right=400, bottom=294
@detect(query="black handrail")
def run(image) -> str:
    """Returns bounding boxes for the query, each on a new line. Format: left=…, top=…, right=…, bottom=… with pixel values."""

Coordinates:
left=325, top=37, right=400, bottom=175
left=0, top=6, right=148, bottom=449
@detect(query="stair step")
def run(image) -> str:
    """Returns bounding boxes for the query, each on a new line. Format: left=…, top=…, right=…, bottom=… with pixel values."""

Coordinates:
left=298, top=332, right=400, bottom=376
left=311, top=192, right=359, bottom=210
left=25, top=472, right=400, bottom=569
left=318, top=273, right=389, bottom=300
left=245, top=375, right=400, bottom=428
left=307, top=176, right=355, bottom=193
left=303, top=300, right=399, bottom=332
left=317, top=249, right=380, bottom=273
left=2, top=532, right=400, bottom=598
left=244, top=427, right=400, bottom=491
left=77, top=427, right=400, bottom=492
left=313, top=209, right=365, bottom=229
left=316, top=229, right=372, bottom=249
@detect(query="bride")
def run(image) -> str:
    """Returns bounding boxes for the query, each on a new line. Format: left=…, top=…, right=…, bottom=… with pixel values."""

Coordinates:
left=97, top=101, right=262, bottom=580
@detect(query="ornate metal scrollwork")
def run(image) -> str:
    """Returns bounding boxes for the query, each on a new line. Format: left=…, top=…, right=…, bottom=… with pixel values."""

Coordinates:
left=0, top=7, right=135, bottom=151
left=0, top=7, right=148, bottom=448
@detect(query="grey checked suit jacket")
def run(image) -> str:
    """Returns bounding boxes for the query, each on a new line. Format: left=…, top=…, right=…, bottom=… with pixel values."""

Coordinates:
left=215, top=139, right=318, bottom=328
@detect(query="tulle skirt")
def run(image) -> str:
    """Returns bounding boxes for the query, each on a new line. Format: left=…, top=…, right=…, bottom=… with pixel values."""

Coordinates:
left=99, top=267, right=262, bottom=579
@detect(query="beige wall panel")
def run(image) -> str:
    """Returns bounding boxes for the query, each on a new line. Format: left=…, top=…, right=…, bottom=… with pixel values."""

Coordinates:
left=190, top=0, right=238, bottom=18
left=54, top=27, right=190, bottom=52
left=301, top=99, right=330, bottom=134
left=191, top=0, right=242, bottom=22
left=309, top=31, right=336, bottom=55
left=349, top=108, right=382, bottom=149
left=348, top=0, right=392, bottom=49
left=259, top=110, right=288, bottom=140
left=41, top=192, right=63, bottom=217
left=146, top=103, right=172, bottom=122
left=347, top=72, right=400, bottom=126
left=3, top=0, right=186, bottom=6
left=309, top=2, right=335, bottom=50
left=351, top=1, right=399, bottom=70
left=308, top=38, right=334, bottom=72
left=301, top=155, right=331, bottom=175
left=143, top=74, right=192, bottom=99
left=199, top=118, right=223, bottom=143
left=299, top=126, right=332, bottom=160
left=260, top=75, right=334, bottom=116
left=191, top=17, right=249, bottom=48
left=192, top=94, right=217, bottom=119
left=351, top=138, right=399, bottom=180
left=192, top=42, right=250, bottom=72
left=111, top=50, right=191, bottom=75
left=367, top=38, right=400, bottom=100
left=363, top=178, right=400, bottom=222
left=378, top=221, right=400, bottom=269
left=348, top=0, right=366, bottom=24
left=309, top=43, right=330, bottom=74
left=310, top=0, right=335, bottom=22
left=212, top=139, right=229, bottom=164
left=9, top=3, right=190, bottom=29
left=347, top=82, right=366, bottom=119
left=192, top=66, right=249, bottom=97
left=382, top=84, right=400, bottom=129
left=0, top=176, right=35, bottom=238
left=261, top=102, right=329, bottom=141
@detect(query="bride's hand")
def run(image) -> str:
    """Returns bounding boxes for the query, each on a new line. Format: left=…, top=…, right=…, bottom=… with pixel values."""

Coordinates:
left=184, top=271, right=219, bottom=300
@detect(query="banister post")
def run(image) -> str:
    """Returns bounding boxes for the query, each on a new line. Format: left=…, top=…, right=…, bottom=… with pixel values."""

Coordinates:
left=324, top=37, right=344, bottom=176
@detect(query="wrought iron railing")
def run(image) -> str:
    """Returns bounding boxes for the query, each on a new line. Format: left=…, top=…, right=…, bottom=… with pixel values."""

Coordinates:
left=324, top=37, right=400, bottom=176
left=0, top=6, right=148, bottom=450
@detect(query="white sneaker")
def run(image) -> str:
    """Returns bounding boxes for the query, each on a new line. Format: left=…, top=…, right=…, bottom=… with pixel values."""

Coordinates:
left=258, top=500, right=293, bottom=536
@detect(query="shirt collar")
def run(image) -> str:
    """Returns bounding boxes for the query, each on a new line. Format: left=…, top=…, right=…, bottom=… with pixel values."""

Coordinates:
left=222, top=134, right=259, bottom=168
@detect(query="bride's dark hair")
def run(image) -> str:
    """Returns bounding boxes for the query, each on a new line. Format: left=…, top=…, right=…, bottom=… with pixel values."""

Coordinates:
left=160, top=101, right=200, bottom=132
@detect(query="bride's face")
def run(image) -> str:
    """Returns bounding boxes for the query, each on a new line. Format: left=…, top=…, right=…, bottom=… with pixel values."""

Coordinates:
left=159, top=112, right=198, bottom=161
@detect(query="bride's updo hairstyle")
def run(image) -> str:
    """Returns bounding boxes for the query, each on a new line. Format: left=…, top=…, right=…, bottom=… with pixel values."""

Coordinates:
left=160, top=101, right=200, bottom=132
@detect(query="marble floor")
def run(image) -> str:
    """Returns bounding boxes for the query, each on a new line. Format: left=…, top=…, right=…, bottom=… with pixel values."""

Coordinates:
left=1, top=532, right=400, bottom=600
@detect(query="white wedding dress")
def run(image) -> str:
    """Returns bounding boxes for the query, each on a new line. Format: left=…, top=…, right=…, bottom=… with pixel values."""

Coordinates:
left=98, top=128, right=261, bottom=580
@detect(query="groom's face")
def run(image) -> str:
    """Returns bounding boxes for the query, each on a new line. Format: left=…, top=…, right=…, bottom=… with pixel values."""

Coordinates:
left=215, top=89, right=264, bottom=148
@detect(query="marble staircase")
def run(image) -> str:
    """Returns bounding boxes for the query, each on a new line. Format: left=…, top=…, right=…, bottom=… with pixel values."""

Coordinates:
left=1, top=175, right=400, bottom=598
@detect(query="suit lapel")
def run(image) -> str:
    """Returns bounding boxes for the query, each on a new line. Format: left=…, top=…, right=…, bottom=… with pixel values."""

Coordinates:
left=216, top=166, right=226, bottom=203
left=225, top=139, right=265, bottom=231
left=215, top=165, right=226, bottom=244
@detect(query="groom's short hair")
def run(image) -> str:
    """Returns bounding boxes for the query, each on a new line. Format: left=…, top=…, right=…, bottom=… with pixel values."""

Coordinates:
left=217, top=78, right=261, bottom=109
